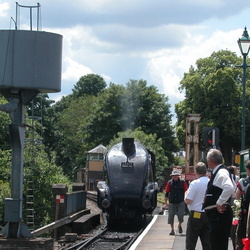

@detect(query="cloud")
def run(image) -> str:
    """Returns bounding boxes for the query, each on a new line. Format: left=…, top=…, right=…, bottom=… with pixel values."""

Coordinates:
left=46, top=24, right=242, bottom=109
left=41, top=0, right=250, bottom=29
left=146, top=28, right=241, bottom=103
left=0, top=2, right=9, bottom=17
left=2, top=0, right=249, bottom=117
left=62, top=57, right=92, bottom=82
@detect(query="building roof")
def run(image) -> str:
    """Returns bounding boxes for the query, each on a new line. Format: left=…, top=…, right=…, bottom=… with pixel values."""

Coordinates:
left=88, top=144, right=107, bottom=154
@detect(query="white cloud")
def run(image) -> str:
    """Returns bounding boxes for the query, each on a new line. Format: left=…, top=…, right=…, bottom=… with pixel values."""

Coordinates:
left=147, top=28, right=242, bottom=104
left=0, top=2, right=9, bottom=17
left=62, top=57, right=92, bottom=82
left=1, top=1, right=249, bottom=113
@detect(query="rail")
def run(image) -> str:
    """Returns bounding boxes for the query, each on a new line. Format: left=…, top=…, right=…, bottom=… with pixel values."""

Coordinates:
left=87, top=191, right=97, bottom=202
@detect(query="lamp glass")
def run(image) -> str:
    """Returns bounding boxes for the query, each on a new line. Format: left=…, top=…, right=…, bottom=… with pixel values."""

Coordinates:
left=238, top=40, right=250, bottom=55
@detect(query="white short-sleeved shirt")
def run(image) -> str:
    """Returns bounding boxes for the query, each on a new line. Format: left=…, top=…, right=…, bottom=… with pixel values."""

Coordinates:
left=185, top=176, right=209, bottom=212
left=212, top=165, right=236, bottom=205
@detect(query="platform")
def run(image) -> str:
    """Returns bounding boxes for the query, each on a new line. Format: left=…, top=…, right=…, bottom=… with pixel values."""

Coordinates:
left=129, top=211, right=234, bottom=250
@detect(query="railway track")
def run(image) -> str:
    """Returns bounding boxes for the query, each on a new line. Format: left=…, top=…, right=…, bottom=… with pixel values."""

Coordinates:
left=86, top=192, right=98, bottom=202
left=62, top=225, right=144, bottom=250
left=58, top=191, right=154, bottom=250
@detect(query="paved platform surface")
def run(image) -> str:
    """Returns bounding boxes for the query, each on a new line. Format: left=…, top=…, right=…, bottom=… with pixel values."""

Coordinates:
left=129, top=210, right=234, bottom=250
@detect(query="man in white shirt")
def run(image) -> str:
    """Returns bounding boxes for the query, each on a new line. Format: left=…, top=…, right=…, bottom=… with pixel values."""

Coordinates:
left=185, top=162, right=211, bottom=250
left=203, top=149, right=235, bottom=250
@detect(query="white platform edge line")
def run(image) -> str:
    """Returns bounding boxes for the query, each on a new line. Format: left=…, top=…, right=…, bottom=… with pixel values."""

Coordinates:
left=128, top=215, right=158, bottom=250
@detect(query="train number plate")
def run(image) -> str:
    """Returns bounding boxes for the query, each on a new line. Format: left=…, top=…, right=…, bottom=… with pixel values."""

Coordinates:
left=121, top=162, right=134, bottom=167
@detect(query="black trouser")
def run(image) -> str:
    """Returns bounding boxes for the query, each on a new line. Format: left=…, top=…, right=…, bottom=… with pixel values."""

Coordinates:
left=236, top=211, right=248, bottom=250
left=186, top=211, right=211, bottom=250
left=206, top=205, right=233, bottom=250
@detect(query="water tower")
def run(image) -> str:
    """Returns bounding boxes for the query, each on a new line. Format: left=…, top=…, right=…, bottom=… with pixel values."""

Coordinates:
left=0, top=3, right=62, bottom=238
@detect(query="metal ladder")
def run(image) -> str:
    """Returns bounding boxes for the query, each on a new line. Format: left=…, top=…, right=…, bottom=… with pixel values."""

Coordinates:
left=24, top=95, right=43, bottom=230
left=25, top=180, right=35, bottom=230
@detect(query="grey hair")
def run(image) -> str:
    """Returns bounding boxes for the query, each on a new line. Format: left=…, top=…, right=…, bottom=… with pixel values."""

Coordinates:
left=206, top=149, right=223, bottom=165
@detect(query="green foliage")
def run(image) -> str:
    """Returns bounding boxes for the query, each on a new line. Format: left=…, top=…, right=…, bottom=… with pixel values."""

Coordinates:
left=0, top=149, right=11, bottom=182
left=24, top=144, right=71, bottom=228
left=54, top=95, right=100, bottom=178
left=0, top=74, right=177, bottom=228
left=175, top=50, right=248, bottom=164
left=157, top=191, right=165, bottom=205
left=0, top=149, right=11, bottom=226
left=85, top=80, right=177, bottom=159
left=0, top=115, right=71, bottom=228
left=173, top=154, right=185, bottom=166
left=0, top=180, right=10, bottom=226
left=52, top=79, right=176, bottom=178
left=72, top=74, right=107, bottom=98
left=0, top=96, right=11, bottom=150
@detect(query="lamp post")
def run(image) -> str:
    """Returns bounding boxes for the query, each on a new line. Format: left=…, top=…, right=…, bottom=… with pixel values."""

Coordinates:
left=238, top=27, right=250, bottom=151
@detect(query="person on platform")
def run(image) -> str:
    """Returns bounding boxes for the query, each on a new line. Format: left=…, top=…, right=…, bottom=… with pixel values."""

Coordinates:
left=165, top=169, right=188, bottom=235
left=184, top=162, right=211, bottom=250
left=235, top=160, right=250, bottom=250
left=227, top=165, right=240, bottom=184
left=203, top=149, right=235, bottom=250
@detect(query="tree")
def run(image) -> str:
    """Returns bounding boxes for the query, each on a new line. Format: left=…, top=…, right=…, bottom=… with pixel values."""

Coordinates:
left=72, top=74, right=107, bottom=98
left=85, top=80, right=177, bottom=162
left=175, top=50, right=249, bottom=165
left=25, top=94, right=56, bottom=160
left=122, top=80, right=177, bottom=161
left=23, top=144, right=71, bottom=227
left=0, top=94, right=71, bottom=227
left=0, top=149, right=11, bottom=226
left=83, top=83, right=125, bottom=147
left=0, top=95, right=11, bottom=150
left=53, top=79, right=177, bottom=179
left=54, top=95, right=99, bottom=177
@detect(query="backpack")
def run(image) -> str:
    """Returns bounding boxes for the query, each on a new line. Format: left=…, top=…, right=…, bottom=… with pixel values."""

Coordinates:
left=242, top=176, right=250, bottom=211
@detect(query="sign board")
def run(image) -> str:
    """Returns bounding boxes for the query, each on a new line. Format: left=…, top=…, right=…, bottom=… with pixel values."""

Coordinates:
left=235, top=155, right=240, bottom=164
left=56, top=195, right=65, bottom=203
left=185, top=173, right=196, bottom=182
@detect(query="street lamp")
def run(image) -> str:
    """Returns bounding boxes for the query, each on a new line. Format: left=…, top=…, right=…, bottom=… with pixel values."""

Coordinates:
left=238, top=27, right=250, bottom=151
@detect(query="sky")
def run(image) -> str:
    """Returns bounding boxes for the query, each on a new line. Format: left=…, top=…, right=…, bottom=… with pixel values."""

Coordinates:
left=0, top=1, right=250, bottom=120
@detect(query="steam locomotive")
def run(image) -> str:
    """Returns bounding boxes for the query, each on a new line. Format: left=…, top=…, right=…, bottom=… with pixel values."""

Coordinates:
left=97, top=138, right=158, bottom=226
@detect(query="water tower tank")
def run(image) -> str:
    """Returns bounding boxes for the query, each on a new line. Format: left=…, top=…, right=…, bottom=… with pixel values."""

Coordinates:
left=0, top=30, right=62, bottom=93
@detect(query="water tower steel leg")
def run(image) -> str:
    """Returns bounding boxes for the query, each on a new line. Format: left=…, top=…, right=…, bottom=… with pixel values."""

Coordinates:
left=0, top=96, right=31, bottom=238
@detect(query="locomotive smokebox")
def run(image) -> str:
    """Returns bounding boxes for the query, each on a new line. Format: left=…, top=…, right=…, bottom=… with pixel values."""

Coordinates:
left=122, top=138, right=135, bottom=157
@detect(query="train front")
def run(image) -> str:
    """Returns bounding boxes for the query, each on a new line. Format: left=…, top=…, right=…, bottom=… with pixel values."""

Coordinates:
left=97, top=138, right=157, bottom=224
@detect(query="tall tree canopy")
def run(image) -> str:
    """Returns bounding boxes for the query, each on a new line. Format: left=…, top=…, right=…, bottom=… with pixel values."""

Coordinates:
left=175, top=50, right=250, bottom=165
left=51, top=78, right=177, bottom=178
left=85, top=80, right=177, bottom=164
left=72, top=74, right=107, bottom=98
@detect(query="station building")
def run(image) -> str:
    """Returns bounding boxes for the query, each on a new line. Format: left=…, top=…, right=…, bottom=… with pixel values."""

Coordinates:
left=77, top=144, right=107, bottom=191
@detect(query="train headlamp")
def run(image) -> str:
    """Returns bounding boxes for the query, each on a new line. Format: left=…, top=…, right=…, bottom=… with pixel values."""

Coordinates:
left=101, top=199, right=110, bottom=209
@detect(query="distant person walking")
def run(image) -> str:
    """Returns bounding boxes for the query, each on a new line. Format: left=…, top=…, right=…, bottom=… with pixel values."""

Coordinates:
left=165, top=169, right=188, bottom=235
left=185, top=162, right=211, bottom=250
left=203, top=149, right=235, bottom=250
left=235, top=160, right=250, bottom=250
